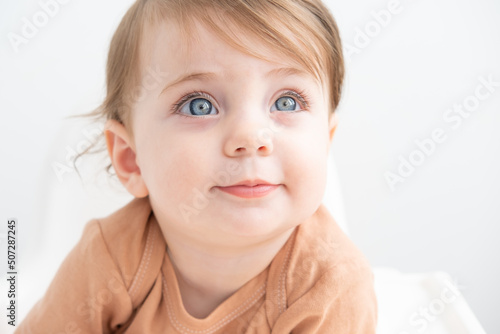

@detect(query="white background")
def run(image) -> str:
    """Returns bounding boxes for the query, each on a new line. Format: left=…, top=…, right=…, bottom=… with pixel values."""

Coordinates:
left=0, top=0, right=499, bottom=333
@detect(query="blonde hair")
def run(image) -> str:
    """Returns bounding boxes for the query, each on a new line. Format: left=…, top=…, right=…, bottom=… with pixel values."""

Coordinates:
left=78, top=0, right=344, bottom=172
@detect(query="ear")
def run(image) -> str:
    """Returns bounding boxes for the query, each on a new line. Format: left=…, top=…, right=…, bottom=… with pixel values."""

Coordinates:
left=327, top=112, right=338, bottom=148
left=104, top=119, right=149, bottom=198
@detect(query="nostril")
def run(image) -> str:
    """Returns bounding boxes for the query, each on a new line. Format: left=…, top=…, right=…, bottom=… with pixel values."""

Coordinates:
left=227, top=139, right=272, bottom=156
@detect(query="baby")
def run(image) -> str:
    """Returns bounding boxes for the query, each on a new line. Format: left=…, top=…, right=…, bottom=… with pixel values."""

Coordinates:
left=17, top=0, right=377, bottom=332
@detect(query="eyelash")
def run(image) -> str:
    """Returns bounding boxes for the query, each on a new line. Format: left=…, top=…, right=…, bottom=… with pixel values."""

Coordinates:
left=169, top=89, right=311, bottom=116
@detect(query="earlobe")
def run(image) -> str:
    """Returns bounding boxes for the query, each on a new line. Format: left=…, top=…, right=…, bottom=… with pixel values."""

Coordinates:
left=104, top=119, right=149, bottom=198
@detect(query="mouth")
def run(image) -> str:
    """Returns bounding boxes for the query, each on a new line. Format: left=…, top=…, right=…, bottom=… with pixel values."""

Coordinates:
left=215, top=180, right=280, bottom=199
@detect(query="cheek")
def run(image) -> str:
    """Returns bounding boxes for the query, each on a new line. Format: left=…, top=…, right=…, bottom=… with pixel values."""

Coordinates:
left=136, top=135, right=200, bottom=198
left=281, top=122, right=330, bottom=201
left=288, top=144, right=328, bottom=187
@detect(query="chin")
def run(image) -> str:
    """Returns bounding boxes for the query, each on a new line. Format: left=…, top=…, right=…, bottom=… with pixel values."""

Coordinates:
left=213, top=207, right=298, bottom=239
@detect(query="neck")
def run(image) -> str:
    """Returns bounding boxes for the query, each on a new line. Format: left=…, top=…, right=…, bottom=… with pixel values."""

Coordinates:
left=166, top=228, right=295, bottom=319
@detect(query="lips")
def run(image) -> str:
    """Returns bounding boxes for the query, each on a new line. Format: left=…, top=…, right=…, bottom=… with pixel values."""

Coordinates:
left=216, top=180, right=280, bottom=199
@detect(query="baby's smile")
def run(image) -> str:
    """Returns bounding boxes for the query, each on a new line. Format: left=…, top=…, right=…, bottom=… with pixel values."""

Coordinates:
left=215, top=180, right=281, bottom=199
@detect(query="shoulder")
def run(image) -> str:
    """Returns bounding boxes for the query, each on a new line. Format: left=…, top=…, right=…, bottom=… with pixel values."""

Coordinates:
left=286, top=203, right=375, bottom=305
left=15, top=198, right=166, bottom=333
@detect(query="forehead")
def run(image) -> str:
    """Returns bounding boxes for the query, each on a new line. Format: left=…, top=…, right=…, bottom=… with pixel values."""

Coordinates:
left=139, top=19, right=321, bottom=87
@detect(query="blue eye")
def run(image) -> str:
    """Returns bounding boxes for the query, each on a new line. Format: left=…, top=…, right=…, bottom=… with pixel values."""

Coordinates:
left=271, top=90, right=309, bottom=112
left=275, top=96, right=297, bottom=112
left=172, top=90, right=309, bottom=117
left=189, top=98, right=214, bottom=116
left=176, top=95, right=218, bottom=116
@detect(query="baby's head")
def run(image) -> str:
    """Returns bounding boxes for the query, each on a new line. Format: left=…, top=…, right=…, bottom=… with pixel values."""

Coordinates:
left=100, top=0, right=345, bottom=245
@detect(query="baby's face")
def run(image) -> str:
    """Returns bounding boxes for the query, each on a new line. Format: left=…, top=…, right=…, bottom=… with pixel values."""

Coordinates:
left=130, top=20, right=335, bottom=246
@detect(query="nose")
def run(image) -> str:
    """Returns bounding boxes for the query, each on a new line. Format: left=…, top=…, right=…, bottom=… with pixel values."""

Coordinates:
left=223, top=116, right=274, bottom=158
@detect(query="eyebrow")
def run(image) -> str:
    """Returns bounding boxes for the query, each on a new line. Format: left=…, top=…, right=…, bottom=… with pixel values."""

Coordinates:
left=159, top=66, right=310, bottom=96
